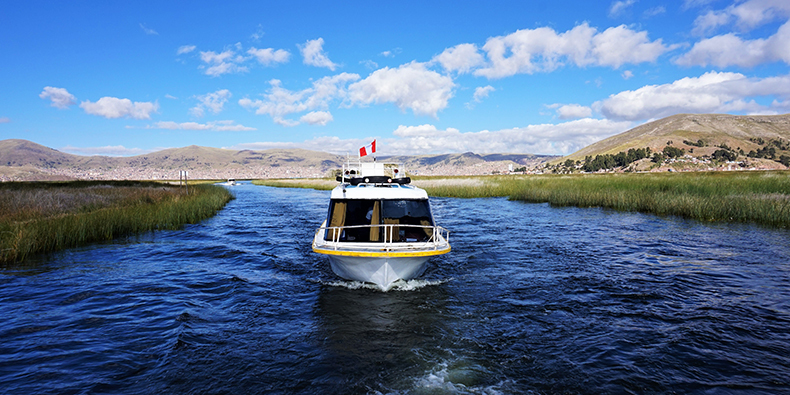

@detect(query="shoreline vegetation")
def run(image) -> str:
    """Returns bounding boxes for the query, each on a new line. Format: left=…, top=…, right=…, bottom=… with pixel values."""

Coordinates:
left=1, top=181, right=233, bottom=264
left=254, top=171, right=790, bottom=228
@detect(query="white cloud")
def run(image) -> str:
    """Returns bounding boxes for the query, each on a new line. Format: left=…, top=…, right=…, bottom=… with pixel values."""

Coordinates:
left=677, top=20, right=790, bottom=67
left=152, top=120, right=255, bottom=131
left=0, top=117, right=10, bottom=123
left=251, top=25, right=265, bottom=41
left=230, top=119, right=633, bottom=156
left=549, top=103, right=593, bottom=119
left=609, top=0, right=636, bottom=18
left=247, top=47, right=290, bottom=65
left=432, top=43, right=486, bottom=74
left=644, top=6, right=666, bottom=17
left=200, top=48, right=235, bottom=64
left=80, top=97, right=159, bottom=119
left=622, top=70, right=634, bottom=79
left=594, top=71, right=790, bottom=121
left=239, top=73, right=360, bottom=126
left=139, top=23, right=158, bottom=35
left=165, top=94, right=178, bottom=100
left=299, top=38, right=338, bottom=70
left=39, top=86, right=77, bottom=109
left=592, top=25, right=675, bottom=68
left=473, top=23, right=674, bottom=78
left=190, top=89, right=231, bottom=118
left=300, top=111, right=334, bottom=126
left=386, top=119, right=633, bottom=155
left=348, top=61, right=456, bottom=117
left=380, top=48, right=402, bottom=57
left=692, top=0, right=790, bottom=36
left=360, top=60, right=379, bottom=69
left=473, top=85, right=495, bottom=102
left=692, top=11, right=733, bottom=36
left=240, top=62, right=456, bottom=124
left=228, top=135, right=373, bottom=154
left=60, top=145, right=153, bottom=156
left=198, top=46, right=249, bottom=77
left=683, top=0, right=716, bottom=10
left=192, top=43, right=290, bottom=76
left=177, top=45, right=196, bottom=55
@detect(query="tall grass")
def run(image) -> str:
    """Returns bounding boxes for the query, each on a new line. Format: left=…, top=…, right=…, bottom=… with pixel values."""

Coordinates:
left=506, top=172, right=790, bottom=227
left=0, top=181, right=233, bottom=263
left=413, top=176, right=515, bottom=198
left=252, top=179, right=337, bottom=190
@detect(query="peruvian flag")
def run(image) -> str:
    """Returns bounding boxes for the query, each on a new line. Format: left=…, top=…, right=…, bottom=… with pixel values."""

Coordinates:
left=359, top=139, right=376, bottom=157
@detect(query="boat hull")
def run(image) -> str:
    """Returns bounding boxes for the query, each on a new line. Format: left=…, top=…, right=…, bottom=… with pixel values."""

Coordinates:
left=326, top=254, right=430, bottom=291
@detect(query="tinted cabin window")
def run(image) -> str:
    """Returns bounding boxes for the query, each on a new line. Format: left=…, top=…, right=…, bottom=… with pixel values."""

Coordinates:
left=382, top=200, right=433, bottom=241
left=325, top=199, right=433, bottom=242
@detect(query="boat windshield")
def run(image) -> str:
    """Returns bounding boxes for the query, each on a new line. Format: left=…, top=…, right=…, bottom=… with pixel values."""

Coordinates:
left=325, top=199, right=434, bottom=242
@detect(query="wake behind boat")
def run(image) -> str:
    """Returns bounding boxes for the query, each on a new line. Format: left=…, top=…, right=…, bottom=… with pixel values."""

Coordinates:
left=312, top=146, right=450, bottom=291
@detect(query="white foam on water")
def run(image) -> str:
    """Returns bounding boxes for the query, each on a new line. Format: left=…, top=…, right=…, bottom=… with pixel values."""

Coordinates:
left=409, top=360, right=513, bottom=395
left=390, top=278, right=450, bottom=291
left=320, top=278, right=450, bottom=292
left=322, top=279, right=379, bottom=290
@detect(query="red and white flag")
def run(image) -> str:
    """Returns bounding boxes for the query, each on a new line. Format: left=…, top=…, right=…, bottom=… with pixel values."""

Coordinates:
left=359, top=139, right=376, bottom=157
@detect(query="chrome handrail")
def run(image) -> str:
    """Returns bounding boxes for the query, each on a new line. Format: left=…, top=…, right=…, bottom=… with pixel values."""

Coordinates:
left=314, top=224, right=450, bottom=251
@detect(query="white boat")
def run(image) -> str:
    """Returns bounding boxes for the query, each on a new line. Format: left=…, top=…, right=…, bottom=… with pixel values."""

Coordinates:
left=312, top=160, right=451, bottom=291
left=224, top=178, right=237, bottom=186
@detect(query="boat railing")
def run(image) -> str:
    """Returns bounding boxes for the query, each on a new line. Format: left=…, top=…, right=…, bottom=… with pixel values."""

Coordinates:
left=315, top=224, right=450, bottom=251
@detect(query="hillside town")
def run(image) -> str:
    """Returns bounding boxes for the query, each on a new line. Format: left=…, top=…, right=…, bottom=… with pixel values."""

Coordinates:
left=0, top=161, right=527, bottom=182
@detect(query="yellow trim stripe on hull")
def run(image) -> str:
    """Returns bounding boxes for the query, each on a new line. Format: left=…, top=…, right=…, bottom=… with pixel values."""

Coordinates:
left=313, top=246, right=451, bottom=258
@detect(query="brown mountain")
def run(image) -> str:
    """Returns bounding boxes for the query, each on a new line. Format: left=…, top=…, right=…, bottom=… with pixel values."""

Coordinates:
left=561, top=113, right=790, bottom=162
left=0, top=139, right=81, bottom=168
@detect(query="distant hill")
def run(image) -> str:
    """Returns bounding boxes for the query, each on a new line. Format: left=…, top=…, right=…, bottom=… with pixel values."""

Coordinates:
left=0, top=139, right=81, bottom=168
left=561, top=113, right=790, bottom=162
left=0, top=139, right=555, bottom=181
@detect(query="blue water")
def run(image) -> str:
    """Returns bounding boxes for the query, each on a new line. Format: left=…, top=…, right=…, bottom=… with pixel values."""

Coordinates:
left=1, top=183, right=789, bottom=394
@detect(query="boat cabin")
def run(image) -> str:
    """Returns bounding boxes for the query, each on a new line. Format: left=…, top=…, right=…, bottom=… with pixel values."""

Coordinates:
left=323, top=159, right=437, bottom=244
left=324, top=193, right=435, bottom=243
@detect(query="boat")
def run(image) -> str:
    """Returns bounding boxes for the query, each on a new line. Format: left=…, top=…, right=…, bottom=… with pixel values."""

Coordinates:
left=312, top=159, right=451, bottom=291
left=224, top=178, right=237, bottom=186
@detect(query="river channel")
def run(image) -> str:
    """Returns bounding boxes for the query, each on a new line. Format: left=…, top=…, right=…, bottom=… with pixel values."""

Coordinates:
left=1, top=183, right=789, bottom=394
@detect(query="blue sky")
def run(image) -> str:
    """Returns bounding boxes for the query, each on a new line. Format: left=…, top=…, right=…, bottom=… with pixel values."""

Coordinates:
left=2, top=0, right=789, bottom=157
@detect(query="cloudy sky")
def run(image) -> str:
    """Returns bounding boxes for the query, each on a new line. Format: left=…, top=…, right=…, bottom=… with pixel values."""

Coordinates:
left=3, top=0, right=790, bottom=156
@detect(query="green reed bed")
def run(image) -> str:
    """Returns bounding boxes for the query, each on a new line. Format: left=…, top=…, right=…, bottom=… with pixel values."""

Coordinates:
left=412, top=176, right=515, bottom=198
left=252, top=179, right=337, bottom=190
left=0, top=181, right=234, bottom=263
left=506, top=171, right=790, bottom=227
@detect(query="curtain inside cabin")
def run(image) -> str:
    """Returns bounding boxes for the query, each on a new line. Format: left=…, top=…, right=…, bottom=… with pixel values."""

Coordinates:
left=328, top=201, right=346, bottom=240
left=369, top=201, right=381, bottom=241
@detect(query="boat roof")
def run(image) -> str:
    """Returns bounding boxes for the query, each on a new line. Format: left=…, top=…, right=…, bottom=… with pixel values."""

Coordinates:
left=330, top=183, right=428, bottom=200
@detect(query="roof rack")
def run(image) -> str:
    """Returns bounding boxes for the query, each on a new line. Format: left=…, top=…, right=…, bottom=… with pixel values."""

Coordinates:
left=336, top=175, right=411, bottom=185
